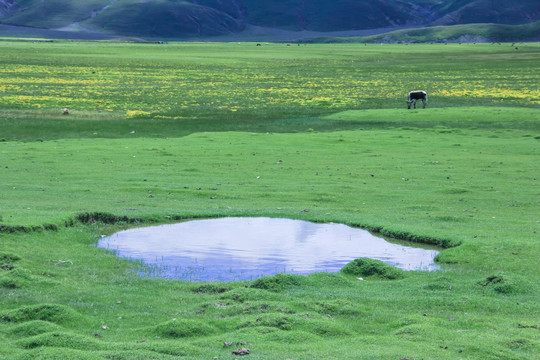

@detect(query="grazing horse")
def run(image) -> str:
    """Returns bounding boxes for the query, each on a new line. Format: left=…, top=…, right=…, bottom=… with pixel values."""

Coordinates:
left=407, top=90, right=427, bottom=109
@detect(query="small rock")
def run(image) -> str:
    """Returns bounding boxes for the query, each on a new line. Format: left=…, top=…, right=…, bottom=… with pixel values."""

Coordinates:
left=101, top=325, right=109, bottom=330
left=232, top=348, right=250, bottom=356
left=357, top=277, right=364, bottom=281
left=224, top=342, right=233, bottom=347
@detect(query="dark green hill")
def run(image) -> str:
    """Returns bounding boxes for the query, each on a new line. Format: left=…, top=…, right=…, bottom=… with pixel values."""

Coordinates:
left=431, top=0, right=540, bottom=26
left=235, top=0, right=424, bottom=31
left=0, top=0, right=110, bottom=28
left=0, top=0, right=538, bottom=39
left=83, top=0, right=244, bottom=37
left=311, top=21, right=540, bottom=43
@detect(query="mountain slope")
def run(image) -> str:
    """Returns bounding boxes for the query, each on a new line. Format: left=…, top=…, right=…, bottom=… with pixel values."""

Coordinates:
left=0, top=0, right=539, bottom=39
left=0, top=0, right=110, bottom=28
left=312, top=21, right=540, bottom=43
left=0, top=0, right=15, bottom=16
left=431, top=0, right=540, bottom=26
left=83, top=0, right=244, bottom=37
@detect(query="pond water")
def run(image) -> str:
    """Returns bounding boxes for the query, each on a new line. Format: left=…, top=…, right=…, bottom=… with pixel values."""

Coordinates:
left=98, top=217, right=440, bottom=282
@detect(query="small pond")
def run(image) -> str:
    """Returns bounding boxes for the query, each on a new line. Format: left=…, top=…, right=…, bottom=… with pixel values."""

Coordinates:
left=98, top=217, right=440, bottom=282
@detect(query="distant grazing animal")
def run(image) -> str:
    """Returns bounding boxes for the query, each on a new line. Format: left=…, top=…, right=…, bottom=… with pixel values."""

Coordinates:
left=407, top=90, right=427, bottom=109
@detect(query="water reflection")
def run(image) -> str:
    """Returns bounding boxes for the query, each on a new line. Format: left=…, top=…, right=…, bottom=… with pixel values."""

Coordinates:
left=98, top=217, right=439, bottom=281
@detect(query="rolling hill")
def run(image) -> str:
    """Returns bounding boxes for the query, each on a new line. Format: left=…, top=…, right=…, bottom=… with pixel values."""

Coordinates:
left=0, top=0, right=539, bottom=40
left=308, top=21, right=540, bottom=43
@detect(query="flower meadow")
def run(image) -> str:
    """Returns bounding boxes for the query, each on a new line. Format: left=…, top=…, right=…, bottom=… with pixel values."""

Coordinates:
left=1, top=40, right=539, bottom=360
left=1, top=41, right=538, bottom=121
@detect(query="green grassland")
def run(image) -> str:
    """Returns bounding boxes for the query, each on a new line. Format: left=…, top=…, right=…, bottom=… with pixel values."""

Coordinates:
left=360, top=21, right=540, bottom=43
left=0, top=41, right=539, bottom=359
left=310, top=21, right=540, bottom=43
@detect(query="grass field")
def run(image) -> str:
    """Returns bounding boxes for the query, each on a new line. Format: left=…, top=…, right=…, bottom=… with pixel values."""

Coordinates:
left=0, top=41, right=539, bottom=359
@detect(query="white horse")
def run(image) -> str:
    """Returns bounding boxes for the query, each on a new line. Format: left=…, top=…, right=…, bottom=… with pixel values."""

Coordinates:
left=407, top=90, right=427, bottom=109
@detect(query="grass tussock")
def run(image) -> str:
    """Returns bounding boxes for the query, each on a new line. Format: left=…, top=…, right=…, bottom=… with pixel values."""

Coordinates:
left=0, top=304, right=86, bottom=326
left=250, top=273, right=310, bottom=291
left=6, top=320, right=63, bottom=338
left=154, top=319, right=218, bottom=338
left=0, top=268, right=33, bottom=289
left=341, top=258, right=405, bottom=280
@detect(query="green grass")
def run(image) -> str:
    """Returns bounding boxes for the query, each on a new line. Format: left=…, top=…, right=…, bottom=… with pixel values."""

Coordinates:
left=0, top=41, right=539, bottom=359
left=310, top=21, right=540, bottom=43
left=362, top=21, right=540, bottom=43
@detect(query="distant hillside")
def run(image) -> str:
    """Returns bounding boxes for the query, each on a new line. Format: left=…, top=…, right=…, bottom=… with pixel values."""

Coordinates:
left=309, top=21, right=540, bottom=43
left=0, top=0, right=539, bottom=40
left=374, top=21, right=540, bottom=43
left=0, top=0, right=15, bottom=16
left=84, top=0, right=244, bottom=37
left=430, top=0, right=540, bottom=26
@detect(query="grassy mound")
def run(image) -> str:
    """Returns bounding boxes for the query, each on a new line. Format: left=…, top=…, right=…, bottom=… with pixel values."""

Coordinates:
left=0, top=252, right=21, bottom=271
left=477, top=274, right=527, bottom=295
left=154, top=319, right=217, bottom=338
left=341, top=258, right=405, bottom=280
left=6, top=320, right=63, bottom=338
left=9, top=347, right=103, bottom=360
left=250, top=273, right=310, bottom=292
left=15, top=332, right=107, bottom=350
left=0, top=268, right=33, bottom=289
left=0, top=304, right=86, bottom=326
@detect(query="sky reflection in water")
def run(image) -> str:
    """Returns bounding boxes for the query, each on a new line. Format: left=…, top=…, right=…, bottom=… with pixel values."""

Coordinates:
left=98, top=217, right=439, bottom=281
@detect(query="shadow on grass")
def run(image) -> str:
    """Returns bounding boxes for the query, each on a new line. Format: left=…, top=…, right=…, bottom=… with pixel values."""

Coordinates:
left=1, top=106, right=538, bottom=142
